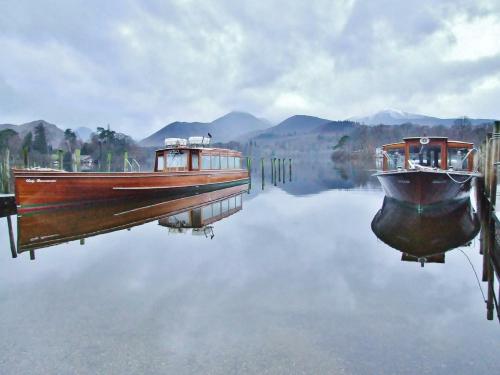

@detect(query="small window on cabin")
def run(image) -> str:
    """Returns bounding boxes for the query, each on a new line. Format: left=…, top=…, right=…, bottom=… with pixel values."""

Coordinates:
left=166, top=151, right=187, bottom=168
left=201, top=205, right=212, bottom=220
left=212, top=202, right=221, bottom=216
left=221, top=156, right=228, bottom=169
left=228, top=196, right=236, bottom=210
left=221, top=199, right=229, bottom=213
left=166, top=212, right=191, bottom=226
left=211, top=155, right=220, bottom=169
left=191, top=152, right=199, bottom=169
left=235, top=157, right=241, bottom=169
left=228, top=157, right=235, bottom=169
left=235, top=194, right=242, bottom=207
left=409, top=145, right=441, bottom=168
left=385, top=148, right=404, bottom=169
left=157, top=155, right=165, bottom=171
left=448, top=148, right=469, bottom=170
left=201, top=155, right=211, bottom=169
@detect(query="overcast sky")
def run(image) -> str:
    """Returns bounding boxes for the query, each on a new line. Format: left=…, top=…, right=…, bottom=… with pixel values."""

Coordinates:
left=1, top=0, right=500, bottom=137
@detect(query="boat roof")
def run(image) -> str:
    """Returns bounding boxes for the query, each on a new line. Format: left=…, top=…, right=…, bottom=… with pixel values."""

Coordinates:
left=403, top=136, right=448, bottom=141
left=154, top=146, right=241, bottom=153
left=382, top=137, right=473, bottom=148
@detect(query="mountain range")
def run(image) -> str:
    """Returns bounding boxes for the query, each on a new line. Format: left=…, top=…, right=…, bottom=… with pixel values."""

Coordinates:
left=139, top=111, right=271, bottom=146
left=350, top=109, right=493, bottom=126
left=1, top=110, right=495, bottom=148
left=0, top=120, right=65, bottom=147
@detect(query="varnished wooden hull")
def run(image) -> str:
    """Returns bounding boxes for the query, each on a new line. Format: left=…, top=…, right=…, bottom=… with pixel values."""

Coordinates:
left=375, top=170, right=475, bottom=207
left=13, top=169, right=249, bottom=212
left=17, top=184, right=248, bottom=252
left=371, top=196, right=479, bottom=259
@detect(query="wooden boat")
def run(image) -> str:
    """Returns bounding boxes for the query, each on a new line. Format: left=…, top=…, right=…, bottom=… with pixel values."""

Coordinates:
left=371, top=196, right=479, bottom=265
left=16, top=183, right=248, bottom=253
left=374, top=137, right=480, bottom=206
left=13, top=137, right=249, bottom=213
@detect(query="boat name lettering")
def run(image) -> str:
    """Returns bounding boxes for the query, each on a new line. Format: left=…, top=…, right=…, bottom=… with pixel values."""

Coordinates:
left=26, top=178, right=56, bottom=183
left=397, top=180, right=410, bottom=184
left=168, top=150, right=183, bottom=155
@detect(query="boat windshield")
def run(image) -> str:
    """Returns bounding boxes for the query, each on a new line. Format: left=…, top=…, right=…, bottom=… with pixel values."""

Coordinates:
left=385, top=148, right=404, bottom=169
left=409, top=144, right=441, bottom=168
left=448, top=147, right=469, bottom=170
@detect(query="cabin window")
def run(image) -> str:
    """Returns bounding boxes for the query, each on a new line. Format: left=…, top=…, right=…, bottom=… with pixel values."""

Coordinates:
left=191, top=152, right=199, bottom=169
left=235, top=194, right=242, bottom=207
left=221, top=156, right=228, bottom=169
left=166, top=151, right=187, bottom=168
left=157, top=155, right=165, bottom=171
left=211, top=155, right=220, bottom=169
left=201, top=155, right=211, bottom=169
left=202, top=205, right=213, bottom=220
left=448, top=148, right=469, bottom=170
left=212, top=202, right=221, bottom=216
left=228, top=157, right=235, bottom=169
left=166, top=212, right=191, bottom=226
left=385, top=148, right=404, bottom=169
left=409, top=144, right=441, bottom=168
left=235, top=157, right=241, bottom=169
left=228, top=196, right=236, bottom=210
left=221, top=199, right=229, bottom=213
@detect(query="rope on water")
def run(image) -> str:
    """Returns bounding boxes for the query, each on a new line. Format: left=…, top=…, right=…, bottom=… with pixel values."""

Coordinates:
left=459, top=249, right=487, bottom=304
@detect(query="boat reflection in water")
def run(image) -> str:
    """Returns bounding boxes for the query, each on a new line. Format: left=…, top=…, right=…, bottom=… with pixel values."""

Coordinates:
left=371, top=196, right=480, bottom=266
left=15, top=183, right=248, bottom=257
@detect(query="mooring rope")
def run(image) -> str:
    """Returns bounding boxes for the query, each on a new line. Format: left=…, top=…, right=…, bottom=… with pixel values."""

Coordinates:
left=446, top=173, right=474, bottom=184
left=458, top=249, right=487, bottom=304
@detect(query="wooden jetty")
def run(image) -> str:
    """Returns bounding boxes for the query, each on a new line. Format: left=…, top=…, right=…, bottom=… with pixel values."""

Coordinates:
left=477, top=120, right=500, bottom=322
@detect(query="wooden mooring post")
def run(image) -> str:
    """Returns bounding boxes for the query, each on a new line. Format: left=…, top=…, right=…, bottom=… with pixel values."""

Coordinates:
left=6, top=215, right=17, bottom=258
left=478, top=120, right=500, bottom=321
left=261, top=158, right=264, bottom=190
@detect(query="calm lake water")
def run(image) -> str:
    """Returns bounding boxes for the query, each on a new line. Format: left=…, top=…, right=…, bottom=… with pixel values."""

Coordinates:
left=0, top=161, right=498, bottom=374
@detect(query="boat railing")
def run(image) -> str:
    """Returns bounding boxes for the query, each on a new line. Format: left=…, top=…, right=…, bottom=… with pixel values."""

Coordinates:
left=125, top=158, right=141, bottom=172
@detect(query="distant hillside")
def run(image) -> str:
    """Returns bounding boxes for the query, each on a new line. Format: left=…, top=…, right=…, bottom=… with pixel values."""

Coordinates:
left=266, top=115, right=332, bottom=135
left=0, top=120, right=65, bottom=147
left=140, top=111, right=270, bottom=147
left=350, top=109, right=493, bottom=126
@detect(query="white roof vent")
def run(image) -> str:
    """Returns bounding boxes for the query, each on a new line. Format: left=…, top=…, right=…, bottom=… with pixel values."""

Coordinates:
left=165, top=138, right=187, bottom=147
left=188, top=136, right=204, bottom=145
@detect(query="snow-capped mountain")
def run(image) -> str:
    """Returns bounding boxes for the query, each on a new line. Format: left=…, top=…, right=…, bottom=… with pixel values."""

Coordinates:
left=349, top=109, right=493, bottom=126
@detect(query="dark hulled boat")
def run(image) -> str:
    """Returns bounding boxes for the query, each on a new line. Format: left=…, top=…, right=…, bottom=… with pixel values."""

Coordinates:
left=13, top=137, right=249, bottom=213
left=371, top=196, right=480, bottom=265
left=374, top=137, right=480, bottom=207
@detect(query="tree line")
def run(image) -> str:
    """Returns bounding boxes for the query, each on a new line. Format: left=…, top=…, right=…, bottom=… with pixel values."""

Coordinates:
left=0, top=124, right=151, bottom=171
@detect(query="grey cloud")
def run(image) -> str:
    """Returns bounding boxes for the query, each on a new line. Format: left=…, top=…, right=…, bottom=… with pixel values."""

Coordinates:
left=0, top=0, right=499, bottom=137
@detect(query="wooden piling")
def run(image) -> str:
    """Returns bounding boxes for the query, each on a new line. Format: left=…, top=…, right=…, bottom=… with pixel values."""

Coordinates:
left=3, top=148, right=10, bottom=193
left=261, top=158, right=264, bottom=190
left=23, top=147, right=29, bottom=168
left=107, top=151, right=112, bottom=172
left=278, top=158, right=281, bottom=182
left=7, top=215, right=17, bottom=258
left=124, top=151, right=129, bottom=172
left=274, top=158, right=277, bottom=186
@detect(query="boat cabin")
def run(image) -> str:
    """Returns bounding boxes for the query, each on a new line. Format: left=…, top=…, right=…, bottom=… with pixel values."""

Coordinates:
left=381, top=137, right=474, bottom=172
left=154, top=137, right=244, bottom=172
